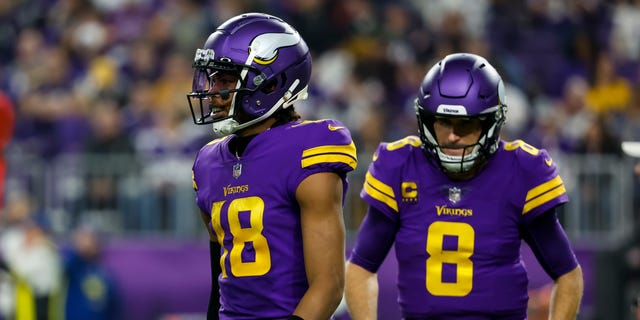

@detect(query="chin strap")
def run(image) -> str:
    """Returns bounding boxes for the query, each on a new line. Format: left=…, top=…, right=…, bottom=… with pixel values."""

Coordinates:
left=211, top=79, right=306, bottom=137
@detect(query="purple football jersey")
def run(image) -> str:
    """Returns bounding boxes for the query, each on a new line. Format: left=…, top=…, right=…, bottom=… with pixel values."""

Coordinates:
left=192, top=119, right=356, bottom=319
left=360, top=136, right=568, bottom=318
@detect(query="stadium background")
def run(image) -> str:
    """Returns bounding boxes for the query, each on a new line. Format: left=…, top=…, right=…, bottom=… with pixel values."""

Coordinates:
left=1, top=0, right=640, bottom=319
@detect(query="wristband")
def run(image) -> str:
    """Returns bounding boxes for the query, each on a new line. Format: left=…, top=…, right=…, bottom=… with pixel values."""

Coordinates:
left=288, top=316, right=304, bottom=320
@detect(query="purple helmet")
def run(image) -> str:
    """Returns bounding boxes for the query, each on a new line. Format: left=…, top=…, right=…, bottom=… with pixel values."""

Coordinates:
left=186, top=13, right=312, bottom=136
left=414, top=53, right=507, bottom=174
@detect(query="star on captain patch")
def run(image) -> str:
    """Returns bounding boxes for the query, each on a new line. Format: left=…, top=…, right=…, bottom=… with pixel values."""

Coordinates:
left=233, top=162, right=242, bottom=179
left=448, top=186, right=461, bottom=204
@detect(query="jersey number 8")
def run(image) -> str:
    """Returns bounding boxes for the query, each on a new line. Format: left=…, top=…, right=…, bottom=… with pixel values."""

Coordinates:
left=426, top=221, right=475, bottom=296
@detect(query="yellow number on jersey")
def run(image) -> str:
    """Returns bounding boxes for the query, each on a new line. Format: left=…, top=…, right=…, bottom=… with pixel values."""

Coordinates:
left=211, top=196, right=271, bottom=277
left=504, top=139, right=539, bottom=156
left=426, top=221, right=474, bottom=296
left=386, top=136, right=421, bottom=151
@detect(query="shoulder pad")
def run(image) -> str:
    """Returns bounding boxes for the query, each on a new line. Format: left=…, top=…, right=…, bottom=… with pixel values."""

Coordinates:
left=290, top=119, right=357, bottom=171
left=372, top=135, right=421, bottom=166
left=502, top=140, right=567, bottom=216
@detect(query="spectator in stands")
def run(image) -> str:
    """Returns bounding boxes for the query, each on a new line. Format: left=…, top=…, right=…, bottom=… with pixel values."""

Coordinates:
left=0, top=192, right=63, bottom=320
left=79, top=96, right=138, bottom=229
left=133, top=100, right=203, bottom=233
left=575, top=115, right=623, bottom=156
left=133, top=49, right=207, bottom=231
left=586, top=51, right=632, bottom=115
left=62, top=224, right=120, bottom=320
left=15, top=44, right=92, bottom=158
left=527, top=75, right=595, bottom=154
left=612, top=85, right=640, bottom=145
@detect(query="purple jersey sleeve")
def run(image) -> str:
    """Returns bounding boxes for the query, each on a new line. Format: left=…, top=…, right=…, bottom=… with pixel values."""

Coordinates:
left=359, top=136, right=422, bottom=219
left=348, top=206, right=398, bottom=273
left=522, top=210, right=579, bottom=280
left=507, top=140, right=569, bottom=225
left=192, top=119, right=356, bottom=319
left=290, top=119, right=357, bottom=198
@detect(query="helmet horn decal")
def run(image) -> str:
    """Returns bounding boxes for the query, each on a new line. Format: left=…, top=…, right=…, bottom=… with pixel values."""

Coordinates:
left=249, top=32, right=301, bottom=65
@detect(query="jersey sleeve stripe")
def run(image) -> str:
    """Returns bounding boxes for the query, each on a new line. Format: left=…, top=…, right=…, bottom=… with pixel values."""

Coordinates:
left=363, top=172, right=398, bottom=212
left=522, top=184, right=567, bottom=214
left=301, top=142, right=358, bottom=169
left=302, top=142, right=357, bottom=158
left=301, top=154, right=357, bottom=169
left=525, top=176, right=563, bottom=202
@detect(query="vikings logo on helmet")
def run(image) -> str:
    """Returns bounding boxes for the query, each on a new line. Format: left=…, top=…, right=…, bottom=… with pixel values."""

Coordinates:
left=250, top=32, right=301, bottom=65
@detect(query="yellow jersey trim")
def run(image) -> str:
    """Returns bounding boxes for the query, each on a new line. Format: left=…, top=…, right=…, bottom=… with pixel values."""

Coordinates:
left=301, top=142, right=357, bottom=169
left=363, top=172, right=398, bottom=212
left=523, top=176, right=566, bottom=214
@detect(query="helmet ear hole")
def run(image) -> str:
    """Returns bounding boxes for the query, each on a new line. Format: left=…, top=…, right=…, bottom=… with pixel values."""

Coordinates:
left=259, top=73, right=287, bottom=94
left=260, top=79, right=277, bottom=94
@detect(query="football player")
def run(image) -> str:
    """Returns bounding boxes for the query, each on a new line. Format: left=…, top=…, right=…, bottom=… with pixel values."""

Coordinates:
left=345, top=53, right=583, bottom=319
left=187, top=13, right=357, bottom=319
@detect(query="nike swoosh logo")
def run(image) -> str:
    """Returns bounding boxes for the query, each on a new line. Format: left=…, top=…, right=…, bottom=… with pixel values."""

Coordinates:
left=545, top=158, right=553, bottom=167
left=328, top=124, right=345, bottom=131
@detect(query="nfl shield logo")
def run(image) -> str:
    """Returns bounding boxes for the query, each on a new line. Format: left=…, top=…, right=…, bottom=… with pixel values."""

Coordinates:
left=233, top=163, right=242, bottom=179
left=448, top=187, right=461, bottom=204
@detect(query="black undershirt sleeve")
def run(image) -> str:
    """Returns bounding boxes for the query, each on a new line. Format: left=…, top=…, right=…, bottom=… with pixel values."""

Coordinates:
left=207, top=240, right=221, bottom=320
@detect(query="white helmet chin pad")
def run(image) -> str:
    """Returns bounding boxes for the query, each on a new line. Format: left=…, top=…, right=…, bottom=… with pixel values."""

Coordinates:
left=212, top=118, right=240, bottom=137
left=436, top=145, right=481, bottom=173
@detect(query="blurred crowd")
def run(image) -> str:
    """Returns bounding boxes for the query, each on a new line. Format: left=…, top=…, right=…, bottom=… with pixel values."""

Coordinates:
left=1, top=0, right=640, bottom=318
left=2, top=0, right=639, bottom=229
left=1, top=0, right=640, bottom=238
left=0, top=192, right=120, bottom=320
left=2, top=0, right=640, bottom=168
